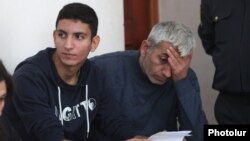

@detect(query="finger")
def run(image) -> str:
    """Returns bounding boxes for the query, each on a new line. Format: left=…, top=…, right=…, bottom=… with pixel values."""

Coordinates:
left=168, top=46, right=181, bottom=61
left=167, top=48, right=180, bottom=69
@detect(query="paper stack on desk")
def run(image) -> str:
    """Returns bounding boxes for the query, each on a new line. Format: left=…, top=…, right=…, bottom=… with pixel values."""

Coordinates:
left=149, top=130, right=191, bottom=141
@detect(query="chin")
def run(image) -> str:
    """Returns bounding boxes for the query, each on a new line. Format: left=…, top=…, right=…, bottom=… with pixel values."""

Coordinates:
left=62, top=60, right=78, bottom=66
left=155, top=81, right=165, bottom=85
left=150, top=79, right=165, bottom=85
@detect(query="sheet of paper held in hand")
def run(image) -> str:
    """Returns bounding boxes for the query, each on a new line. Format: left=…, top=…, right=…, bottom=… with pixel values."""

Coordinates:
left=149, top=130, right=191, bottom=141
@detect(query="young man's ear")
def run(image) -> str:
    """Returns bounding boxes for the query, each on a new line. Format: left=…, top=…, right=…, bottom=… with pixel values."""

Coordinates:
left=139, top=40, right=150, bottom=56
left=90, top=35, right=100, bottom=52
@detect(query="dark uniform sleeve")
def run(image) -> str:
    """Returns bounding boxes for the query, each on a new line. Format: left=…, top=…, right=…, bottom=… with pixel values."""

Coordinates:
left=198, top=0, right=215, bottom=55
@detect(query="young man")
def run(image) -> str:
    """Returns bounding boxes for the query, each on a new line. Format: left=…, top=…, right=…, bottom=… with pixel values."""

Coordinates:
left=90, top=21, right=207, bottom=141
left=0, top=60, right=21, bottom=141
left=4, top=3, right=148, bottom=141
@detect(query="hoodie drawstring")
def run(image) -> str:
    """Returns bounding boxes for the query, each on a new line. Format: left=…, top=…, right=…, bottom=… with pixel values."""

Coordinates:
left=57, top=86, right=64, bottom=125
left=57, top=85, right=90, bottom=138
left=85, top=84, right=90, bottom=138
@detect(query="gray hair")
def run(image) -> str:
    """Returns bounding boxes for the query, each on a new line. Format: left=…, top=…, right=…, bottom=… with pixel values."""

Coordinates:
left=147, top=21, right=196, bottom=57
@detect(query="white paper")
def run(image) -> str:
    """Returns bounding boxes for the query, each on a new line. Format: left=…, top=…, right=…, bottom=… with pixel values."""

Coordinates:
left=149, top=130, right=191, bottom=141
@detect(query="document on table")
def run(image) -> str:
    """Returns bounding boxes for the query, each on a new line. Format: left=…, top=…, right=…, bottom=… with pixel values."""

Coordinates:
left=149, top=130, right=191, bottom=141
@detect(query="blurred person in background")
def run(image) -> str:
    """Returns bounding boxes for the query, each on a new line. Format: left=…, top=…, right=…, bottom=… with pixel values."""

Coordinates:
left=0, top=60, right=21, bottom=141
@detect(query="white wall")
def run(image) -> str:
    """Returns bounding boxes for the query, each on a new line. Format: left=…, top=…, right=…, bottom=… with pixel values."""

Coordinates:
left=159, top=0, right=218, bottom=124
left=0, top=0, right=124, bottom=73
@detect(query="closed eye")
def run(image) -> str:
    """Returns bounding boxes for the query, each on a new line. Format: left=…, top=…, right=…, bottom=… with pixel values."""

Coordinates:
left=159, top=55, right=168, bottom=64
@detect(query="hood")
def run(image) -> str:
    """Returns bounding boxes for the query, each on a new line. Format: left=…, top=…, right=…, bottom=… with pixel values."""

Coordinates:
left=14, top=47, right=90, bottom=87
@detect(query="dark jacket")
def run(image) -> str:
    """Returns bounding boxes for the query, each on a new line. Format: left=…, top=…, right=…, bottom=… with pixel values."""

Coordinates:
left=90, top=51, right=207, bottom=141
left=198, top=0, right=250, bottom=92
left=4, top=48, right=135, bottom=141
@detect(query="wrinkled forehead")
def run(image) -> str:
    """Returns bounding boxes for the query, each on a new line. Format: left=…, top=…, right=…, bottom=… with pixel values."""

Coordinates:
left=152, top=41, right=178, bottom=54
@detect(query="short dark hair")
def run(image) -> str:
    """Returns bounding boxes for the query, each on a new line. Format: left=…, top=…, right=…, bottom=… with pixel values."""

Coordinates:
left=55, top=3, right=98, bottom=38
left=0, top=60, right=13, bottom=99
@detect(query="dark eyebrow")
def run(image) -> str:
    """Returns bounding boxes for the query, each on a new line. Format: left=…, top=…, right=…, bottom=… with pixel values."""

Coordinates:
left=74, top=32, right=87, bottom=36
left=55, top=29, right=87, bottom=36
left=55, top=29, right=66, bottom=33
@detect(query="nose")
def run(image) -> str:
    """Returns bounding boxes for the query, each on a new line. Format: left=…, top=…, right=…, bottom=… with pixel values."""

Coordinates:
left=64, top=36, right=73, bottom=50
left=162, top=65, right=171, bottom=78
